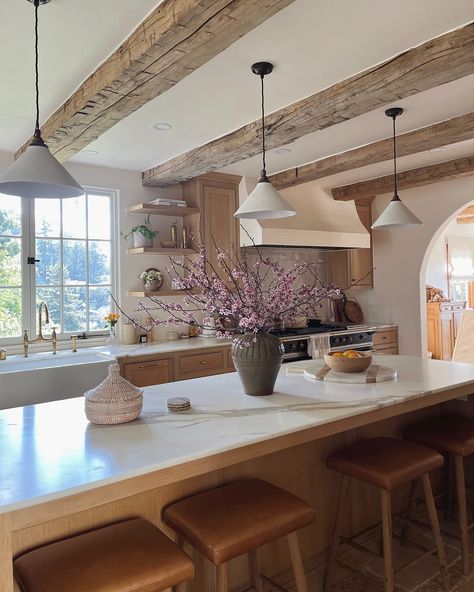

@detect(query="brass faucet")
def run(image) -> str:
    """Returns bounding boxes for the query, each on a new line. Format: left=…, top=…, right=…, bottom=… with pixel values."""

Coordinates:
left=23, top=301, right=57, bottom=357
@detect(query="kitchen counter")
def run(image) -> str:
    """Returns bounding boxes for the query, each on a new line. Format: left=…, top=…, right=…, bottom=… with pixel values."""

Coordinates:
left=1, top=354, right=473, bottom=590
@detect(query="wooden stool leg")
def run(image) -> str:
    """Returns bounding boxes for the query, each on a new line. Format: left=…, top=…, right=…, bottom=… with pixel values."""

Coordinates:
left=324, top=474, right=350, bottom=592
left=216, top=563, right=229, bottom=592
left=381, top=489, right=394, bottom=592
left=402, top=479, right=418, bottom=543
left=454, top=455, right=470, bottom=576
left=173, top=535, right=191, bottom=592
left=248, top=550, right=263, bottom=592
left=421, top=474, right=450, bottom=591
left=287, top=531, right=309, bottom=592
left=446, top=454, right=455, bottom=521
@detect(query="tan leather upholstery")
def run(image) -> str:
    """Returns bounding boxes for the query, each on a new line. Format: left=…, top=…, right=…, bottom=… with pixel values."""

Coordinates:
left=14, top=518, right=194, bottom=592
left=405, top=415, right=474, bottom=457
left=327, top=437, right=444, bottom=490
left=163, top=479, right=315, bottom=565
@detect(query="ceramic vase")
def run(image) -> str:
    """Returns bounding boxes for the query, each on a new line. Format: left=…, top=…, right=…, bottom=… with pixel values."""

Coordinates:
left=144, top=280, right=160, bottom=292
left=231, top=332, right=284, bottom=396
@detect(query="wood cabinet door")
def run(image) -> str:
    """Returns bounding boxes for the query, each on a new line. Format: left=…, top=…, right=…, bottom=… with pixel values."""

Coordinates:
left=202, top=185, right=238, bottom=274
left=440, top=313, right=455, bottom=360
left=349, top=203, right=373, bottom=288
left=123, top=358, right=174, bottom=387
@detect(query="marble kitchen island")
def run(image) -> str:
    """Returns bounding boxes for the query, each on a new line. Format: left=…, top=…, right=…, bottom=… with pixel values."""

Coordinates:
left=2, top=355, right=474, bottom=591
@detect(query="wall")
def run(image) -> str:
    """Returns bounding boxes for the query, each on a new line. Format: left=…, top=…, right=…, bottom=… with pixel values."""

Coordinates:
left=354, top=176, right=474, bottom=356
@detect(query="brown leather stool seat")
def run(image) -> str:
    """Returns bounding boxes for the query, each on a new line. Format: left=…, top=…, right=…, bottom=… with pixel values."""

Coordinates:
left=405, top=414, right=474, bottom=457
left=405, top=414, right=474, bottom=577
left=14, top=518, right=194, bottom=592
left=327, top=436, right=444, bottom=490
left=163, top=479, right=314, bottom=592
left=325, top=438, right=449, bottom=592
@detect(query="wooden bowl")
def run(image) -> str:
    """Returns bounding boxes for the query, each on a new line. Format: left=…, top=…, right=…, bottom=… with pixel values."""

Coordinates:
left=160, top=240, right=176, bottom=249
left=324, top=351, right=373, bottom=373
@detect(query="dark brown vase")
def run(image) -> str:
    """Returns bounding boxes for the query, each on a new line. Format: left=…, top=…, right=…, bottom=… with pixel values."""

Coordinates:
left=231, top=333, right=284, bottom=396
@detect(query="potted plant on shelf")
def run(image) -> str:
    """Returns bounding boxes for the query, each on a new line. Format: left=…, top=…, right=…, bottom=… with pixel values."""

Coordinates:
left=113, top=235, right=341, bottom=396
left=122, top=214, right=158, bottom=248
left=139, top=268, right=163, bottom=292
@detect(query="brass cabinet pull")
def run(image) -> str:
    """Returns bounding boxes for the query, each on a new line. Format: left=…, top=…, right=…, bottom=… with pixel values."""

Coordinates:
left=200, top=360, right=207, bottom=365
left=138, top=362, right=162, bottom=369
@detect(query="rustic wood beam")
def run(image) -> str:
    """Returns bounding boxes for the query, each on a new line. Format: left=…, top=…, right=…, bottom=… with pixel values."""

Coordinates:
left=331, top=155, right=474, bottom=201
left=15, top=0, right=295, bottom=162
left=269, top=112, right=474, bottom=190
left=142, top=22, right=474, bottom=187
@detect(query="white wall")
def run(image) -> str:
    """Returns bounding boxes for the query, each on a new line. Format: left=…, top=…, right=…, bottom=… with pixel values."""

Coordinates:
left=355, top=176, right=474, bottom=356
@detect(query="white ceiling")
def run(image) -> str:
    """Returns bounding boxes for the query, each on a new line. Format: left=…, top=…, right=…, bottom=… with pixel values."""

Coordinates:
left=0, top=0, right=160, bottom=151
left=1, top=0, right=473, bottom=186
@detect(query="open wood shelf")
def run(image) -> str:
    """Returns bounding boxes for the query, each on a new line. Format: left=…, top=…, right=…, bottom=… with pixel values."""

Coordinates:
left=127, top=203, right=199, bottom=217
left=127, top=247, right=195, bottom=255
left=128, top=289, right=200, bottom=297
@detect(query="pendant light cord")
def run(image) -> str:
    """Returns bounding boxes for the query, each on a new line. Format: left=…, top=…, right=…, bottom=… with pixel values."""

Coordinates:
left=34, top=0, right=40, bottom=136
left=392, top=114, right=398, bottom=198
left=259, top=73, right=268, bottom=181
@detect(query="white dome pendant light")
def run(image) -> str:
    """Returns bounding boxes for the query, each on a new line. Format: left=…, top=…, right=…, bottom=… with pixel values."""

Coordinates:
left=0, top=0, right=84, bottom=199
left=234, top=62, right=295, bottom=219
left=372, top=108, right=422, bottom=229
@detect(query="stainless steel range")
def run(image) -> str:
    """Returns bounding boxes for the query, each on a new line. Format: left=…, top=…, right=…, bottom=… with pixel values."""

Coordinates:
left=272, top=322, right=374, bottom=363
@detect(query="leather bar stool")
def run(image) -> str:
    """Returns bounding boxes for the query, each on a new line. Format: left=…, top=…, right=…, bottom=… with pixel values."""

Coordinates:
left=325, top=437, right=449, bottom=592
left=405, top=414, right=474, bottom=576
left=14, top=518, right=194, bottom=592
left=163, top=479, right=315, bottom=592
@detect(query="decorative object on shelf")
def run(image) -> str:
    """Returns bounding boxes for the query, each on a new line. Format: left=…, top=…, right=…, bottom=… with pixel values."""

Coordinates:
left=182, top=225, right=189, bottom=249
left=426, top=285, right=449, bottom=302
left=0, top=0, right=83, bottom=199
left=122, top=214, right=158, bottom=248
left=104, top=312, right=120, bottom=346
left=171, top=221, right=178, bottom=248
left=112, top=235, right=341, bottom=396
left=139, top=334, right=148, bottom=343
left=372, top=108, right=422, bottom=230
left=188, top=320, right=198, bottom=337
left=139, top=268, right=163, bottom=292
left=234, top=62, right=295, bottom=220
left=84, top=363, right=143, bottom=425
left=160, top=240, right=176, bottom=249
left=0, top=348, right=6, bottom=361
left=149, top=198, right=187, bottom=207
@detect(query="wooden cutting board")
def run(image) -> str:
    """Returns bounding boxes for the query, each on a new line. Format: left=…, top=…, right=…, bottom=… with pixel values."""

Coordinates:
left=344, top=299, right=364, bottom=324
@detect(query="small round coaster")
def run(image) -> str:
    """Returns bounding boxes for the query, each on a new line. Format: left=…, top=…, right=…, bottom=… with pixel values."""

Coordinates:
left=167, top=397, right=191, bottom=411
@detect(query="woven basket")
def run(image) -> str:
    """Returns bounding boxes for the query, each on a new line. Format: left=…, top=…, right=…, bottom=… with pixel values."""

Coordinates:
left=84, top=363, right=143, bottom=425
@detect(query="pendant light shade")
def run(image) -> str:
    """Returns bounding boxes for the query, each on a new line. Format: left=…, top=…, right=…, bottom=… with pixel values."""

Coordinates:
left=0, top=0, right=83, bottom=199
left=234, top=62, right=295, bottom=220
left=371, top=107, right=422, bottom=230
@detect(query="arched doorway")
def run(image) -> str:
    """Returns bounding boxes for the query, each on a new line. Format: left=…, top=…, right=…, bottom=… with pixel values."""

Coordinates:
left=421, top=200, right=474, bottom=358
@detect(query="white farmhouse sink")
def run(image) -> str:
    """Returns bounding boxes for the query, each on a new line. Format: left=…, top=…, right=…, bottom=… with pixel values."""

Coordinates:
left=0, top=349, right=116, bottom=409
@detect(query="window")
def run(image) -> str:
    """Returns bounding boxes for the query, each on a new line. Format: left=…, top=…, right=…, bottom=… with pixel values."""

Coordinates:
left=0, top=189, right=117, bottom=344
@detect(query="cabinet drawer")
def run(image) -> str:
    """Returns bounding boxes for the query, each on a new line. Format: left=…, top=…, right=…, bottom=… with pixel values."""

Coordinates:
left=374, top=346, right=398, bottom=355
left=373, top=330, right=397, bottom=347
left=123, top=358, right=174, bottom=387
left=178, top=350, right=225, bottom=376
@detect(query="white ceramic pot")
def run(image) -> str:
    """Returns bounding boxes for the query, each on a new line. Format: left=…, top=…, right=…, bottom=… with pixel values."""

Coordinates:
left=133, top=232, right=152, bottom=248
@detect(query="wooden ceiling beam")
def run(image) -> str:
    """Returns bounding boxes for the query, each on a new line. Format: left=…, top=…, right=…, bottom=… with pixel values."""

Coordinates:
left=142, top=22, right=474, bottom=187
left=15, top=0, right=296, bottom=162
left=269, top=112, right=474, bottom=190
left=331, top=155, right=474, bottom=201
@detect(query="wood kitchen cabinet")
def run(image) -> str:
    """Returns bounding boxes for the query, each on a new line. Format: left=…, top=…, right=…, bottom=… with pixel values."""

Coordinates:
left=427, top=301, right=466, bottom=360
left=119, top=345, right=234, bottom=387
left=182, top=173, right=241, bottom=280
left=328, top=200, right=374, bottom=290
left=372, top=327, right=399, bottom=354
left=121, top=357, right=175, bottom=387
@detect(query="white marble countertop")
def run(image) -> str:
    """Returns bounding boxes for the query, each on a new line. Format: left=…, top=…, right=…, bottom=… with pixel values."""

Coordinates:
left=1, top=355, right=474, bottom=515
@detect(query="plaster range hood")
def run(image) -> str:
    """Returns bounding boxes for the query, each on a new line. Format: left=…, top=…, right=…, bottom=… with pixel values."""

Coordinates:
left=238, top=178, right=370, bottom=249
